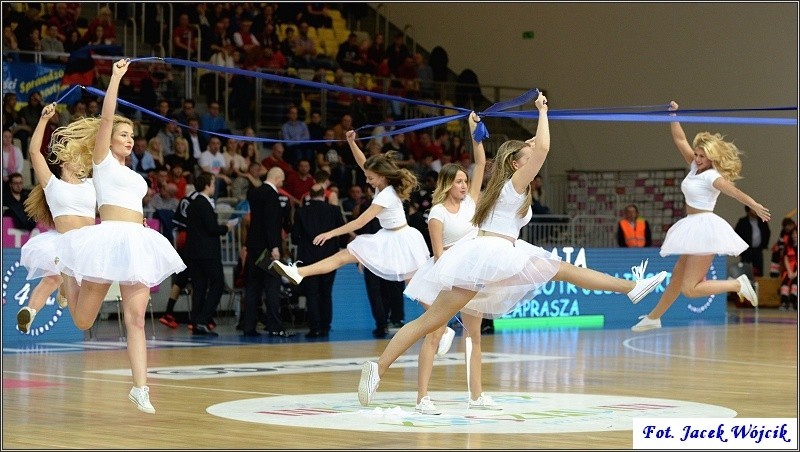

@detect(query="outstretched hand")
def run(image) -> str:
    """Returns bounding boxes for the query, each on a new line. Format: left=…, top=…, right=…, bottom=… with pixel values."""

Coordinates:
left=40, top=102, right=57, bottom=121
left=752, top=203, right=771, bottom=222
left=313, top=231, right=335, bottom=246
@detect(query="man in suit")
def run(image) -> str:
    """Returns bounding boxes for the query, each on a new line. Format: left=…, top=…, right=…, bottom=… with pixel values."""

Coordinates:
left=735, top=205, right=771, bottom=277
left=183, top=172, right=234, bottom=336
left=242, top=167, right=294, bottom=337
left=292, top=184, right=346, bottom=338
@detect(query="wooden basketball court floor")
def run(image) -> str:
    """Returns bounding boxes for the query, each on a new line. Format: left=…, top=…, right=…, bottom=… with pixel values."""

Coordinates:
left=2, top=305, right=797, bottom=450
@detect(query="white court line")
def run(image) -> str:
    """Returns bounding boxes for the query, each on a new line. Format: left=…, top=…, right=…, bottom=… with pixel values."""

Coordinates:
left=2, top=370, right=285, bottom=396
left=621, top=330, right=798, bottom=369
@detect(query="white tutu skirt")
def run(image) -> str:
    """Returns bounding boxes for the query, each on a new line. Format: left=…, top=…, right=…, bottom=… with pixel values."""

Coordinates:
left=660, top=212, right=748, bottom=257
left=347, top=226, right=430, bottom=281
left=59, top=221, right=186, bottom=287
left=408, top=236, right=562, bottom=318
left=20, top=230, right=62, bottom=280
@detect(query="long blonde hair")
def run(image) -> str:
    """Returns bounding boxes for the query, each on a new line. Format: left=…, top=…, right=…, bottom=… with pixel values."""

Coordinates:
left=432, top=163, right=467, bottom=205
left=472, top=140, right=532, bottom=227
left=23, top=184, right=53, bottom=227
left=49, top=115, right=133, bottom=179
left=693, top=132, right=742, bottom=181
left=363, top=151, right=418, bottom=201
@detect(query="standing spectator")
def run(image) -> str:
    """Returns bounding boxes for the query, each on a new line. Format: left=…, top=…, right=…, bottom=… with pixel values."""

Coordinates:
left=172, top=13, right=199, bottom=59
left=2, top=129, right=24, bottom=184
left=385, top=33, right=409, bottom=76
left=414, top=53, right=435, bottom=99
left=2, top=172, right=36, bottom=231
left=617, top=204, right=653, bottom=248
left=279, top=26, right=297, bottom=67
left=85, top=6, right=117, bottom=44
left=292, top=184, right=345, bottom=337
left=198, top=137, right=231, bottom=198
left=770, top=217, right=799, bottom=277
left=779, top=226, right=798, bottom=311
left=735, top=205, right=771, bottom=277
left=531, top=173, right=551, bottom=215
left=242, top=167, right=294, bottom=337
left=365, top=33, right=386, bottom=75
left=183, top=117, right=207, bottom=160
left=184, top=173, right=235, bottom=336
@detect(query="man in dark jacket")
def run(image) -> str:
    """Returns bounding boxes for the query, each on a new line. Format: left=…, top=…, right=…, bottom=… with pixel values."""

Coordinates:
left=292, top=184, right=345, bottom=338
left=735, top=205, right=771, bottom=277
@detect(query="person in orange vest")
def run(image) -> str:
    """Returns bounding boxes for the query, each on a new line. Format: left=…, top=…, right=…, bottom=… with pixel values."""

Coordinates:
left=617, top=204, right=652, bottom=247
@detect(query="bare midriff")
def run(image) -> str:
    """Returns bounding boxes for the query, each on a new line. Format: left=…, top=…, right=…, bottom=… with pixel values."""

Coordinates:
left=53, top=216, right=95, bottom=234
left=686, top=206, right=713, bottom=215
left=99, top=205, right=144, bottom=224
left=477, top=229, right=516, bottom=243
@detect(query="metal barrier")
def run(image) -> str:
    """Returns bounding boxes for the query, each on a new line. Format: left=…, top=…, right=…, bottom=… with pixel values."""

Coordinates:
left=522, top=214, right=619, bottom=249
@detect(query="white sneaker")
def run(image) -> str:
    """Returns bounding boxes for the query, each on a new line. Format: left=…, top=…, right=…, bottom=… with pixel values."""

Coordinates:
left=128, top=386, right=155, bottom=414
left=469, top=392, right=502, bottom=410
left=415, top=396, right=442, bottom=415
left=631, top=315, right=661, bottom=332
left=17, top=307, right=36, bottom=334
left=436, top=327, right=455, bottom=356
left=736, top=274, right=758, bottom=307
left=357, top=361, right=380, bottom=406
left=56, top=292, right=68, bottom=309
left=627, top=260, right=668, bottom=304
left=268, top=260, right=303, bottom=285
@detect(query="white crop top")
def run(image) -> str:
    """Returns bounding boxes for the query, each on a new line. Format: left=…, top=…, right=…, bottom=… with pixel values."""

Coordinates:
left=372, top=185, right=407, bottom=229
left=44, top=174, right=96, bottom=219
left=93, top=151, right=147, bottom=214
left=480, top=180, right=532, bottom=238
left=427, top=194, right=478, bottom=247
left=682, top=161, right=722, bottom=210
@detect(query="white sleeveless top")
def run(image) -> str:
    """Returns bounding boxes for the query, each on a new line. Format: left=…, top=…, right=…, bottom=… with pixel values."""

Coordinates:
left=44, top=174, right=96, bottom=219
left=682, top=161, right=722, bottom=210
left=480, top=180, right=532, bottom=238
left=427, top=194, right=478, bottom=247
left=93, top=150, right=147, bottom=214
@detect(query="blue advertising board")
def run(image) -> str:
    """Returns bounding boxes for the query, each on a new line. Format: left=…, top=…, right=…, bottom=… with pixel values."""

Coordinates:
left=2, top=248, right=84, bottom=347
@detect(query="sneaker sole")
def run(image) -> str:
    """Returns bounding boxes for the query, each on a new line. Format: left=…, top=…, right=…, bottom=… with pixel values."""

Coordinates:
left=631, top=324, right=661, bottom=332
left=415, top=408, right=442, bottom=415
left=468, top=404, right=503, bottom=411
left=358, top=362, right=377, bottom=406
left=630, top=272, right=667, bottom=304
left=17, top=309, right=31, bottom=334
left=128, top=394, right=155, bottom=414
left=268, top=262, right=301, bottom=286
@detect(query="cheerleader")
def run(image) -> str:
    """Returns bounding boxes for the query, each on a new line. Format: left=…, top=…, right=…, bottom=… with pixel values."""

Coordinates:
left=631, top=101, right=769, bottom=332
left=269, top=130, right=429, bottom=286
left=58, top=59, right=186, bottom=414
left=403, top=112, right=494, bottom=414
left=16, top=102, right=95, bottom=334
left=358, top=93, right=668, bottom=406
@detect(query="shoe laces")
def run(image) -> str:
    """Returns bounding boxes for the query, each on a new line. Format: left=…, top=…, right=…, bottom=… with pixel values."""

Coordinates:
left=631, top=259, right=649, bottom=281
left=473, top=393, right=495, bottom=406
left=417, top=396, right=436, bottom=410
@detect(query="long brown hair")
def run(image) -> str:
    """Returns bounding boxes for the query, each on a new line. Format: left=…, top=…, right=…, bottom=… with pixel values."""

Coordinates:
left=472, top=140, right=532, bottom=227
left=363, top=151, right=418, bottom=200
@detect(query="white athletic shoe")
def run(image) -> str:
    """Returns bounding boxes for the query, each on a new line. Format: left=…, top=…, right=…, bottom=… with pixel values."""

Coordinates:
left=737, top=274, right=758, bottom=307
left=128, top=386, right=155, bottom=414
left=357, top=361, right=380, bottom=406
left=436, top=327, right=455, bottom=357
left=268, top=260, right=303, bottom=285
left=627, top=259, right=668, bottom=304
left=468, top=392, right=502, bottom=410
left=415, top=396, right=442, bottom=415
left=17, top=307, right=36, bottom=334
left=56, top=292, right=68, bottom=309
left=631, top=315, right=662, bottom=332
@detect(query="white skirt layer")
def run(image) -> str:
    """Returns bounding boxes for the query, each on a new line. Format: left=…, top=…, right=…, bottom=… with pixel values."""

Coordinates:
left=20, top=230, right=62, bottom=280
left=347, top=226, right=430, bottom=281
left=59, top=221, right=186, bottom=287
left=407, top=236, right=562, bottom=319
left=660, top=212, right=748, bottom=257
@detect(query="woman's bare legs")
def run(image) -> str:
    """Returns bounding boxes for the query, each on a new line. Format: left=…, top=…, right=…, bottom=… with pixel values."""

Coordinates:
left=552, top=262, right=637, bottom=293
left=120, top=283, right=151, bottom=387
left=416, top=303, right=447, bottom=403
left=26, top=275, right=62, bottom=312
left=460, top=312, right=484, bottom=401
left=377, top=287, right=476, bottom=377
left=645, top=255, right=740, bottom=320
left=296, top=249, right=358, bottom=278
left=62, top=277, right=112, bottom=330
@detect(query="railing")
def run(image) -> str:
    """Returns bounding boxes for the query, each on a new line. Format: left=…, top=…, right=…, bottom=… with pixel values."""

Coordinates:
left=522, top=214, right=619, bottom=249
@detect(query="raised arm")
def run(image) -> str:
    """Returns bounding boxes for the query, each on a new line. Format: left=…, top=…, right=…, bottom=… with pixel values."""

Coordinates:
left=345, top=129, right=367, bottom=170
left=668, top=100, right=695, bottom=165
left=94, top=58, right=129, bottom=163
left=29, top=102, right=57, bottom=188
left=511, top=93, right=549, bottom=193
left=713, top=177, right=771, bottom=223
left=467, top=111, right=486, bottom=201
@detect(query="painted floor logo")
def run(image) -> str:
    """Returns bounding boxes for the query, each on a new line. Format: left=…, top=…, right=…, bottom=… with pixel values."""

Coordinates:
left=206, top=392, right=737, bottom=434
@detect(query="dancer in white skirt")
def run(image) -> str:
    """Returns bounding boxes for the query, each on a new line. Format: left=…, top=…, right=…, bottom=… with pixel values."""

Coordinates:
left=403, top=112, right=495, bottom=414
left=358, top=93, right=669, bottom=406
left=58, top=59, right=186, bottom=414
left=269, top=130, right=429, bottom=286
left=16, top=102, right=96, bottom=334
left=631, top=101, right=768, bottom=332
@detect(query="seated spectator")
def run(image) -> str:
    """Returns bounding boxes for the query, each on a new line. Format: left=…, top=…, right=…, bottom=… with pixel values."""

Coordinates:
left=341, top=184, right=365, bottom=221
left=301, top=3, right=333, bottom=29
left=167, top=162, right=190, bottom=199
left=41, top=24, right=67, bottom=63
left=233, top=17, right=261, bottom=54
left=183, top=117, right=207, bottom=160
left=261, top=142, right=296, bottom=177
left=85, top=6, right=117, bottom=45
left=199, top=101, right=230, bottom=141
left=284, top=159, right=316, bottom=205
left=281, top=105, right=313, bottom=167
left=172, top=13, right=199, bottom=59
left=149, top=182, right=180, bottom=215
left=198, top=136, right=231, bottom=198
left=147, top=137, right=166, bottom=167
left=531, top=174, right=552, bottom=215
left=337, top=33, right=367, bottom=73
left=47, top=3, right=77, bottom=44
left=365, top=33, right=386, bottom=75
left=2, top=172, right=36, bottom=230
left=231, top=161, right=266, bottom=202
left=280, top=26, right=298, bottom=67
left=2, top=129, right=24, bottom=184
left=131, top=138, right=158, bottom=179
left=165, top=137, right=198, bottom=177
